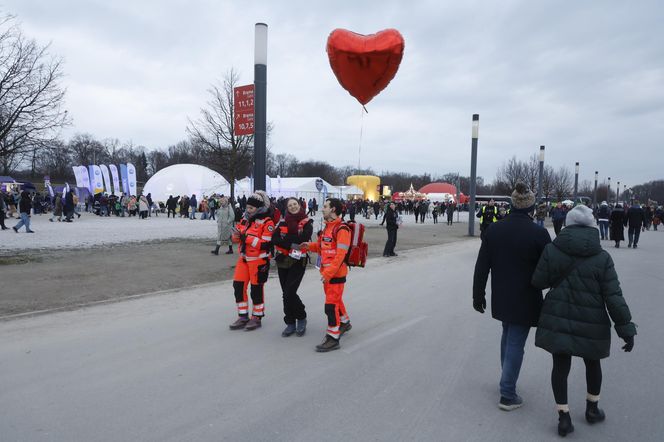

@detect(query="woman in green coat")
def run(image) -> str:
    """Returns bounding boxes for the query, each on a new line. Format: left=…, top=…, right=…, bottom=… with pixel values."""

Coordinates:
left=532, top=205, right=637, bottom=437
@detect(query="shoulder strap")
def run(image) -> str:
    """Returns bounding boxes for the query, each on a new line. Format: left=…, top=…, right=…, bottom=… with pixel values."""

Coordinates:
left=550, top=244, right=589, bottom=289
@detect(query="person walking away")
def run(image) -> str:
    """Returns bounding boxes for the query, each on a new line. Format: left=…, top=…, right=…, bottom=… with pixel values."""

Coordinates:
left=272, top=198, right=313, bottom=337
left=535, top=202, right=547, bottom=227
left=208, top=196, right=217, bottom=221
left=643, top=205, right=653, bottom=231
left=609, top=203, right=625, bottom=248
left=49, top=194, right=63, bottom=222
left=228, top=191, right=274, bottom=331
left=476, top=199, right=499, bottom=240
left=446, top=202, right=455, bottom=225
left=189, top=194, right=197, bottom=219
left=146, top=193, right=153, bottom=217
left=596, top=201, right=610, bottom=240
left=139, top=195, right=149, bottom=219
left=12, top=190, right=35, bottom=233
left=166, top=195, right=178, bottom=218
left=63, top=189, right=75, bottom=222
left=348, top=201, right=356, bottom=222
left=472, top=182, right=551, bottom=411
left=551, top=202, right=567, bottom=236
left=381, top=202, right=399, bottom=257
left=531, top=205, right=636, bottom=436
left=432, top=203, right=438, bottom=224
left=0, top=190, right=8, bottom=230
left=626, top=200, right=646, bottom=248
left=653, top=206, right=663, bottom=231
left=211, top=196, right=235, bottom=255
left=302, top=198, right=352, bottom=352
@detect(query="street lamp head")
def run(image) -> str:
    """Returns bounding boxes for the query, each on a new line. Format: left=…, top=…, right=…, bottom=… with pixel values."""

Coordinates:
left=472, top=114, right=479, bottom=139
left=255, top=23, right=268, bottom=65
left=539, top=145, right=545, bottom=162
left=575, top=162, right=579, bottom=174
left=595, top=171, right=598, bottom=180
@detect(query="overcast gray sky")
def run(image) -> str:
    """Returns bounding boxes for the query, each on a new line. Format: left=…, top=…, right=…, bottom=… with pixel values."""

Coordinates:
left=5, top=0, right=663, bottom=187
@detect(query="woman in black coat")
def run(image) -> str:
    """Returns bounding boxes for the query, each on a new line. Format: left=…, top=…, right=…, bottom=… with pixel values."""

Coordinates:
left=532, top=205, right=636, bottom=436
left=380, top=202, right=399, bottom=257
left=609, top=204, right=625, bottom=248
left=271, top=198, right=313, bottom=337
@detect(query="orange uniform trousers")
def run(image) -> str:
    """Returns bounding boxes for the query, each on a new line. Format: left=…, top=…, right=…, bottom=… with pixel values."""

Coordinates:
left=324, top=279, right=349, bottom=339
left=233, top=257, right=269, bottom=318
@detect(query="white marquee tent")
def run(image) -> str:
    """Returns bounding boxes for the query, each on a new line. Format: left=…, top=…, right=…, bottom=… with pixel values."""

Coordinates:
left=142, top=164, right=230, bottom=202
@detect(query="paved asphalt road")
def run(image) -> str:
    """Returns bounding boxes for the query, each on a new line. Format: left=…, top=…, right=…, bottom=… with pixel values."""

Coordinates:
left=1, top=228, right=662, bottom=441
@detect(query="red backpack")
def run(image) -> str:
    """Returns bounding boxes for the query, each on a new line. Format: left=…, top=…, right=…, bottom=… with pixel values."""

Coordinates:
left=333, top=221, right=368, bottom=267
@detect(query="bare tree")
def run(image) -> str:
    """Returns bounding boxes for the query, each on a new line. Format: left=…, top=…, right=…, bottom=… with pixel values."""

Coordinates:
left=551, top=166, right=573, bottom=201
left=187, top=69, right=253, bottom=200
left=495, top=156, right=526, bottom=191
left=0, top=15, right=70, bottom=173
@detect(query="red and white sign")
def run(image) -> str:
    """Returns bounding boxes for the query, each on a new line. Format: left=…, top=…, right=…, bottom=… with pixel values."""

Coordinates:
left=234, top=84, right=255, bottom=136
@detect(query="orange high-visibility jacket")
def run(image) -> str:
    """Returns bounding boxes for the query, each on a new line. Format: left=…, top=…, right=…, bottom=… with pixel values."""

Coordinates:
left=236, top=214, right=275, bottom=261
left=308, top=217, right=351, bottom=281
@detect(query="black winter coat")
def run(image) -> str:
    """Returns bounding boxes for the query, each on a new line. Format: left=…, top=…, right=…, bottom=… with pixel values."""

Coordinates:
left=381, top=208, right=399, bottom=230
left=473, top=211, right=552, bottom=326
left=532, top=225, right=636, bottom=359
left=19, top=192, right=32, bottom=213
left=609, top=209, right=625, bottom=241
left=626, top=206, right=645, bottom=229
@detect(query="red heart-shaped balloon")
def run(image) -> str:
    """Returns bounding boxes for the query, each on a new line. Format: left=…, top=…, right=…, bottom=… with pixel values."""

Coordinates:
left=326, top=28, right=405, bottom=106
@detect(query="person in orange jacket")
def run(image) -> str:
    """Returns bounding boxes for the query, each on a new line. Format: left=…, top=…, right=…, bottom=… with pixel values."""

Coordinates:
left=302, top=198, right=352, bottom=352
left=229, top=190, right=275, bottom=331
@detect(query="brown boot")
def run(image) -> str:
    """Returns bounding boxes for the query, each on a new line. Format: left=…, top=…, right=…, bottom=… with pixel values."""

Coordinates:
left=315, top=335, right=340, bottom=352
left=244, top=316, right=262, bottom=331
left=229, top=317, right=249, bottom=330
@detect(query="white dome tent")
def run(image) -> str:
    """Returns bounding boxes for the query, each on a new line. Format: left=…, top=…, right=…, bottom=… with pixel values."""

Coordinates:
left=142, top=164, right=231, bottom=202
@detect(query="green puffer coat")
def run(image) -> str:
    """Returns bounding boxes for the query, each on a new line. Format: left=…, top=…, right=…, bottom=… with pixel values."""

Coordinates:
left=532, top=225, right=636, bottom=360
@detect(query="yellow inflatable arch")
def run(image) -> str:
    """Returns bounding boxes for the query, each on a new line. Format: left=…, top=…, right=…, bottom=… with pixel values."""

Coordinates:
left=346, top=175, right=380, bottom=201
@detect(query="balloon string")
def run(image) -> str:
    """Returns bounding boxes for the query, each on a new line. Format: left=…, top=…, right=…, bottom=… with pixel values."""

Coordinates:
left=358, top=105, right=364, bottom=171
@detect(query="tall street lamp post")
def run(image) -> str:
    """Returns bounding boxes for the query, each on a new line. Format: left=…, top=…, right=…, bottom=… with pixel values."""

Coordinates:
left=593, top=171, right=598, bottom=209
left=607, top=177, right=611, bottom=203
left=616, top=181, right=621, bottom=204
left=573, top=162, right=579, bottom=203
left=253, top=23, right=268, bottom=192
left=537, top=145, right=545, bottom=202
left=468, top=114, right=479, bottom=237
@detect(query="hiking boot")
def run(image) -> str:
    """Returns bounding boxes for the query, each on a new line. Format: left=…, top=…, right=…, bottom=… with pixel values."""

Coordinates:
left=498, top=395, right=523, bottom=411
left=628, top=242, right=632, bottom=248
left=211, top=245, right=220, bottom=255
left=225, top=248, right=233, bottom=254
left=315, top=335, right=340, bottom=352
left=339, top=321, right=352, bottom=336
left=633, top=244, right=638, bottom=249
left=295, top=319, right=307, bottom=336
left=558, top=410, right=574, bottom=437
left=282, top=323, right=296, bottom=337
left=585, top=400, right=606, bottom=424
left=229, top=317, right=249, bottom=330
left=244, top=317, right=262, bottom=331
left=12, top=226, right=18, bottom=233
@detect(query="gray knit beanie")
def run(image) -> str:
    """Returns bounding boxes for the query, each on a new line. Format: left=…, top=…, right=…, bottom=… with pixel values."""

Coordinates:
left=565, top=205, right=596, bottom=227
left=511, top=182, right=536, bottom=210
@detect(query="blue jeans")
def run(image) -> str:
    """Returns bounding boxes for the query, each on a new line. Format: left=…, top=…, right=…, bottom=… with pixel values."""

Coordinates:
left=500, top=322, right=530, bottom=400
left=598, top=221, right=609, bottom=239
left=14, top=212, right=32, bottom=232
left=190, top=208, right=196, bottom=219
left=536, top=219, right=544, bottom=227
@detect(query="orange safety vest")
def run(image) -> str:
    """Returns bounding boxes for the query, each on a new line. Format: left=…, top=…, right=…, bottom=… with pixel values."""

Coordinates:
left=274, top=217, right=310, bottom=256
left=311, top=217, right=351, bottom=281
left=236, top=215, right=275, bottom=261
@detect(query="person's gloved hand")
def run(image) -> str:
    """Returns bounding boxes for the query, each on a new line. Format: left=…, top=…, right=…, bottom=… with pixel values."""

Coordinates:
left=473, top=297, right=486, bottom=314
left=622, top=336, right=634, bottom=352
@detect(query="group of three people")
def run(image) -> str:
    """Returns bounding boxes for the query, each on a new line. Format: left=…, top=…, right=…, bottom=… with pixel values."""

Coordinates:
left=473, top=182, right=636, bottom=437
left=226, top=191, right=353, bottom=352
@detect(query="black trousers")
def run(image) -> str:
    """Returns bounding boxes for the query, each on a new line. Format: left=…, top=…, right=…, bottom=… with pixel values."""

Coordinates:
left=628, top=226, right=641, bottom=245
left=277, top=263, right=307, bottom=324
left=383, top=228, right=397, bottom=256
left=551, top=354, right=602, bottom=404
left=0, top=210, right=6, bottom=228
left=553, top=219, right=564, bottom=235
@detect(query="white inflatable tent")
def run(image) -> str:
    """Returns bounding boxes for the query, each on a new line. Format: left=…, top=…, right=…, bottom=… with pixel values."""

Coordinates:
left=142, top=164, right=231, bottom=202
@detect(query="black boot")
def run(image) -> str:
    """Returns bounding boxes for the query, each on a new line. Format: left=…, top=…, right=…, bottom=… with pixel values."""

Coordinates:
left=225, top=246, right=233, bottom=254
left=585, top=400, right=606, bottom=424
left=315, top=335, right=340, bottom=352
left=558, top=411, right=574, bottom=437
left=211, top=245, right=220, bottom=255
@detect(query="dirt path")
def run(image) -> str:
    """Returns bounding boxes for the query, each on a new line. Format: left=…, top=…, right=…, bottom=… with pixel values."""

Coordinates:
left=1, top=221, right=475, bottom=318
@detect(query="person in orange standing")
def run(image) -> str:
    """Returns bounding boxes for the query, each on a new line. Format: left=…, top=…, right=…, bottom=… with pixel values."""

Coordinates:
left=228, top=190, right=275, bottom=331
left=302, top=198, right=352, bottom=352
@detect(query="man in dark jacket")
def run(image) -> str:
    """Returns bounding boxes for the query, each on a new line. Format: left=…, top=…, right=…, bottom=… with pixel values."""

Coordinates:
left=472, top=182, right=551, bottom=411
left=551, top=202, right=567, bottom=236
left=12, top=190, right=35, bottom=233
left=0, top=190, right=8, bottom=230
left=64, top=189, right=75, bottom=222
left=380, top=202, right=399, bottom=257
left=189, top=194, right=197, bottom=219
left=626, top=200, right=646, bottom=248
